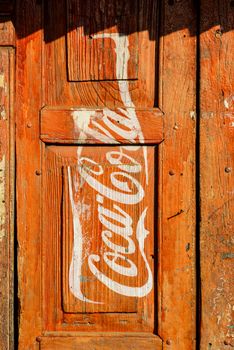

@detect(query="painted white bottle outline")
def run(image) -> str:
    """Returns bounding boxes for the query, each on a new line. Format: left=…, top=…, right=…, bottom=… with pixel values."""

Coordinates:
left=68, top=32, right=153, bottom=303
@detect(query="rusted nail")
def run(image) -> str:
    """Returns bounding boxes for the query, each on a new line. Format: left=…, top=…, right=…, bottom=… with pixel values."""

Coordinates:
left=166, top=339, right=172, bottom=345
left=35, top=170, right=42, bottom=176
left=169, top=170, right=175, bottom=176
left=225, top=167, right=232, bottom=173
left=27, top=122, right=32, bottom=128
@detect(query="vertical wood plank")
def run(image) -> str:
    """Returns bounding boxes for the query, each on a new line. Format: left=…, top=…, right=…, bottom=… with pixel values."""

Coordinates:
left=0, top=47, right=14, bottom=350
left=200, top=1, right=234, bottom=348
left=15, top=1, right=42, bottom=349
left=158, top=1, right=196, bottom=349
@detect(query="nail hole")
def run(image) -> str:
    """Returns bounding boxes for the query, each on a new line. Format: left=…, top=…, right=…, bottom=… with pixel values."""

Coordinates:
left=225, top=167, right=231, bottom=173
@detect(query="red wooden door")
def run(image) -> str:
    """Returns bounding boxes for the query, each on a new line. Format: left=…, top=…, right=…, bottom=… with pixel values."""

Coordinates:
left=16, top=1, right=196, bottom=349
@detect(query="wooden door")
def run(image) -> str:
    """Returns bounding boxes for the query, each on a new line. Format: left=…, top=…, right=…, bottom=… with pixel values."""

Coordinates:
left=16, top=0, right=196, bottom=349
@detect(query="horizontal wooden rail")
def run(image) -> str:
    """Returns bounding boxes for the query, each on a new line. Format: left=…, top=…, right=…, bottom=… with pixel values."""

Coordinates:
left=40, top=107, right=164, bottom=144
left=38, top=334, right=162, bottom=350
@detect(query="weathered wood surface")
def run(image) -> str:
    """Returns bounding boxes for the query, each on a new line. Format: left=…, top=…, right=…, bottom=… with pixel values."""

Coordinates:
left=38, top=334, right=162, bottom=350
left=0, top=18, right=15, bottom=46
left=67, top=0, right=139, bottom=81
left=42, top=145, right=156, bottom=330
left=200, top=1, right=234, bottom=349
left=15, top=1, right=42, bottom=349
left=16, top=0, right=198, bottom=348
left=44, top=0, right=156, bottom=109
left=40, top=108, right=163, bottom=144
left=158, top=1, right=196, bottom=349
left=0, top=47, right=14, bottom=350
left=17, top=0, right=161, bottom=348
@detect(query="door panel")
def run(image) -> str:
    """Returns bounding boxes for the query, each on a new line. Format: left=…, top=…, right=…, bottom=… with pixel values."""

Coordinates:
left=44, top=0, right=156, bottom=108
left=16, top=0, right=196, bottom=348
left=43, top=145, right=157, bottom=330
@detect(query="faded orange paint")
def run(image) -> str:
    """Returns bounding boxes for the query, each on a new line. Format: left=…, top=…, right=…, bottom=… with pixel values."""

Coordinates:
left=14, top=0, right=197, bottom=349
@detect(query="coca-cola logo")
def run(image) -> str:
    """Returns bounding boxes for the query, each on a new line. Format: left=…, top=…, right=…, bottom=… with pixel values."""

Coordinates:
left=67, top=33, right=153, bottom=304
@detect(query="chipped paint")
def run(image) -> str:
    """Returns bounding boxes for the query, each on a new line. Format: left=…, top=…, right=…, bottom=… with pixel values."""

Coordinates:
left=221, top=252, right=234, bottom=259
left=0, top=74, right=4, bottom=88
left=212, top=276, right=234, bottom=340
left=0, top=106, right=6, bottom=120
left=224, top=95, right=234, bottom=109
left=190, top=111, right=196, bottom=120
left=0, top=155, right=6, bottom=241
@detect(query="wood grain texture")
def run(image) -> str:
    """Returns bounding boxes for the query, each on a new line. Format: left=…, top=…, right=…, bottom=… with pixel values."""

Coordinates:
left=200, top=1, right=234, bottom=349
left=67, top=0, right=138, bottom=81
left=15, top=1, right=42, bottom=349
left=40, top=108, right=163, bottom=144
left=158, top=1, right=196, bottom=349
left=0, top=47, right=14, bottom=350
left=16, top=0, right=198, bottom=347
left=43, top=145, right=156, bottom=332
left=38, top=334, right=162, bottom=350
left=62, top=147, right=154, bottom=313
left=44, top=0, right=157, bottom=109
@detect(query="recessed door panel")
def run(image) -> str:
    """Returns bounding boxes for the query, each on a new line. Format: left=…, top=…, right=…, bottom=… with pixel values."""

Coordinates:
left=43, top=145, right=157, bottom=330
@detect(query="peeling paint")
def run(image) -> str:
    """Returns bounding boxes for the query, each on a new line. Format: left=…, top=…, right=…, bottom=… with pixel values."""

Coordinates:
left=0, top=74, right=4, bottom=88
left=0, top=155, right=6, bottom=242
left=190, top=111, right=196, bottom=120
left=0, top=106, right=6, bottom=120
left=221, top=252, right=234, bottom=259
left=224, top=94, right=234, bottom=109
